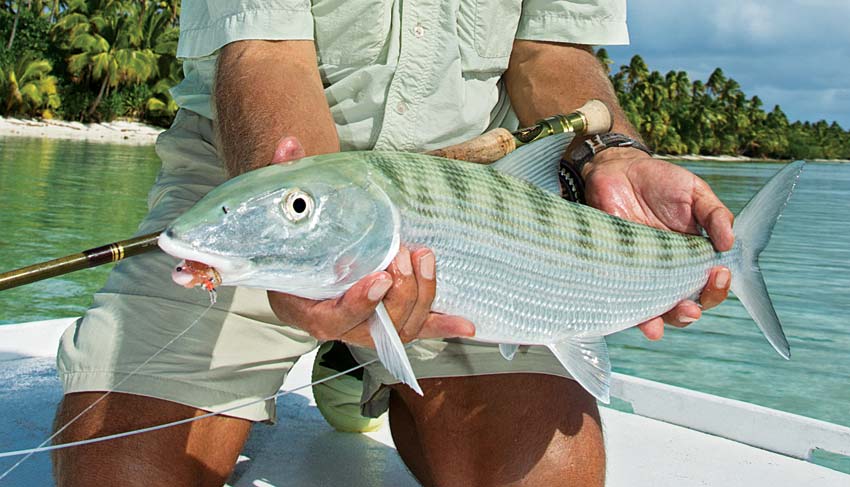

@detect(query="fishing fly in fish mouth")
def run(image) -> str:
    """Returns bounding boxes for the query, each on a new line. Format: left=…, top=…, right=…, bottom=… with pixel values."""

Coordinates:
left=158, top=132, right=804, bottom=403
left=172, top=260, right=221, bottom=292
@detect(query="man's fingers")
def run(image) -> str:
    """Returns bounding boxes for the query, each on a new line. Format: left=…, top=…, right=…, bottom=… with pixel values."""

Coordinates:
left=304, top=272, right=391, bottom=341
left=638, top=266, right=731, bottom=341
left=381, top=247, right=419, bottom=340
left=638, top=317, right=664, bottom=341
left=418, top=313, right=476, bottom=340
left=693, top=180, right=735, bottom=251
left=661, top=300, right=702, bottom=328
left=700, top=266, right=731, bottom=310
left=395, top=249, right=438, bottom=341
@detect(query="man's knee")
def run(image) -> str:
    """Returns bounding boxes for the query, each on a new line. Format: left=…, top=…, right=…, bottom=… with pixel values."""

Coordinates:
left=389, top=374, right=605, bottom=487
left=53, top=392, right=251, bottom=486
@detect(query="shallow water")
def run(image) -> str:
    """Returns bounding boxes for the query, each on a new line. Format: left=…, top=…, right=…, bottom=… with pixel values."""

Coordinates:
left=0, top=137, right=160, bottom=323
left=1, top=136, right=848, bottom=430
left=606, top=160, right=850, bottom=430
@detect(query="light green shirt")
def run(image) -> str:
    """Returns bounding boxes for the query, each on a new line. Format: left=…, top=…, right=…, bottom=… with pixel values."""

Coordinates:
left=171, top=0, right=629, bottom=151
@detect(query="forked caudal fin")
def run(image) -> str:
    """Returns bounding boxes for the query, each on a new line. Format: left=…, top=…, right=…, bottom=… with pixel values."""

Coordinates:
left=730, top=161, right=805, bottom=360
left=543, top=162, right=804, bottom=404
left=371, top=161, right=803, bottom=400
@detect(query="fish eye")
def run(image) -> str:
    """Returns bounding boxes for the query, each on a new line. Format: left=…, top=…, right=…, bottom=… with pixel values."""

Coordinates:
left=282, top=188, right=314, bottom=222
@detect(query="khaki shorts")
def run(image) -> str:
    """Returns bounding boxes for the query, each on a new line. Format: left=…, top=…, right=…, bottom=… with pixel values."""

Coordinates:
left=57, top=110, right=572, bottom=422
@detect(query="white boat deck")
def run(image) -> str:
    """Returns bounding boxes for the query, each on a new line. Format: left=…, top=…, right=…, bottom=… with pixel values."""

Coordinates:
left=1, top=318, right=848, bottom=486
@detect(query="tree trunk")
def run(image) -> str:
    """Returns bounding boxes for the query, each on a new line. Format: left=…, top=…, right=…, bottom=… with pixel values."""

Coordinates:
left=88, top=74, right=110, bottom=119
left=7, top=2, right=21, bottom=50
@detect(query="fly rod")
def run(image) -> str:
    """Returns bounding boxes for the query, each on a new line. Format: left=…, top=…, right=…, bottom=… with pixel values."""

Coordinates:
left=0, top=100, right=612, bottom=292
left=0, top=233, right=161, bottom=291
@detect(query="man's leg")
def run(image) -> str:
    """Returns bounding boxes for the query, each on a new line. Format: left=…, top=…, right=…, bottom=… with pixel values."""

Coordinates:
left=53, top=392, right=251, bottom=486
left=389, top=373, right=605, bottom=487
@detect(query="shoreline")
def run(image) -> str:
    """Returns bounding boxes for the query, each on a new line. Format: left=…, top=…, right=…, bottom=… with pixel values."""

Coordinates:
left=2, top=116, right=848, bottom=162
left=656, top=154, right=850, bottom=163
left=655, top=154, right=764, bottom=162
left=0, top=116, right=163, bottom=145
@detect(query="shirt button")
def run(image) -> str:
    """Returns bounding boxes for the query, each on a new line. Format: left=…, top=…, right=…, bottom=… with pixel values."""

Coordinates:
left=395, top=101, right=408, bottom=114
left=413, top=23, right=425, bottom=38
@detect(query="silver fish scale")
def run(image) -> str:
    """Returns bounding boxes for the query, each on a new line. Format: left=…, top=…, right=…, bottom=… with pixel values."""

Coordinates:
left=367, top=153, right=738, bottom=344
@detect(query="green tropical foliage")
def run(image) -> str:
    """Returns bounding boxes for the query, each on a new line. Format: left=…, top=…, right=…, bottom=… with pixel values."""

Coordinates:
left=0, top=0, right=179, bottom=124
left=0, top=4, right=847, bottom=158
left=598, top=49, right=850, bottom=159
left=1, top=54, right=60, bottom=117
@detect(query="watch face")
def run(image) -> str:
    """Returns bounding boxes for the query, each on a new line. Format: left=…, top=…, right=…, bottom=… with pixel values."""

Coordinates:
left=569, top=142, right=594, bottom=166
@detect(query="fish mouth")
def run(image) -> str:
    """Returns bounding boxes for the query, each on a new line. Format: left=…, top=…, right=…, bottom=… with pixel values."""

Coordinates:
left=158, top=231, right=251, bottom=284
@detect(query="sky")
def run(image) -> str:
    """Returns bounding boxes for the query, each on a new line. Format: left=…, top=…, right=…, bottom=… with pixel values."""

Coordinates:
left=605, top=0, right=850, bottom=127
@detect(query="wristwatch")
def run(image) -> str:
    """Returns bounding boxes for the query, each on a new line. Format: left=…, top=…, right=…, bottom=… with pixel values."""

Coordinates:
left=559, top=133, right=653, bottom=203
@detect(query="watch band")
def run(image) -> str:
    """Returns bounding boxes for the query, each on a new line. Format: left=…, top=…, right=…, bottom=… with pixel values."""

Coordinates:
left=569, top=133, right=653, bottom=175
left=558, top=161, right=587, bottom=204
left=559, top=133, right=653, bottom=204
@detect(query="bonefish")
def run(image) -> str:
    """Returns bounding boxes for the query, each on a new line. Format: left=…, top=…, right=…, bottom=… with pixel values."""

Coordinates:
left=158, top=134, right=803, bottom=402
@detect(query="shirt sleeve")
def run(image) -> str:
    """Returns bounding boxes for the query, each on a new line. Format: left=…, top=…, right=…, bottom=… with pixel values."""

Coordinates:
left=516, top=0, right=629, bottom=46
left=177, top=0, right=314, bottom=58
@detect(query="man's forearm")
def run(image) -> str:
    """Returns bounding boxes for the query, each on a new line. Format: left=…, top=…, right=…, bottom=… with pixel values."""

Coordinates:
left=215, top=40, right=340, bottom=176
left=504, top=40, right=640, bottom=143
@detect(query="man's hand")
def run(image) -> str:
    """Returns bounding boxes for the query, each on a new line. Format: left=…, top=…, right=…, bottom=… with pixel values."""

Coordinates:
left=268, top=247, right=475, bottom=348
left=264, top=135, right=475, bottom=348
left=503, top=40, right=733, bottom=341
left=583, top=148, right=733, bottom=340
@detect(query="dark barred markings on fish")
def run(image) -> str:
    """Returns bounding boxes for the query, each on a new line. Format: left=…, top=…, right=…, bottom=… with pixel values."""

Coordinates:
left=158, top=132, right=803, bottom=402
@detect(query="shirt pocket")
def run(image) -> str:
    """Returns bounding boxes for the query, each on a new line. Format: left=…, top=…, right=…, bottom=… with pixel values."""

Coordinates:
left=458, top=0, right=522, bottom=74
left=311, top=0, right=391, bottom=67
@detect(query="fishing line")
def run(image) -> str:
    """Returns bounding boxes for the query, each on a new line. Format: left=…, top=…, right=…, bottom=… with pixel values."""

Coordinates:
left=0, top=356, right=378, bottom=460
left=0, top=298, right=217, bottom=480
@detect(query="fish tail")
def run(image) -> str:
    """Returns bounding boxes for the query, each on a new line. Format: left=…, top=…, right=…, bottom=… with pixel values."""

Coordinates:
left=730, top=161, right=805, bottom=359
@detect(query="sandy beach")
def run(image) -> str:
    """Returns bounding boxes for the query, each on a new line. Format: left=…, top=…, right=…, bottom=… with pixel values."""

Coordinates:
left=0, top=116, right=163, bottom=145
left=0, top=117, right=754, bottom=158
left=2, top=117, right=845, bottom=163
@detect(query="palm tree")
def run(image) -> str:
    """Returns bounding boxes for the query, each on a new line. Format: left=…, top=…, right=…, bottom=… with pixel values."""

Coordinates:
left=623, top=55, right=650, bottom=90
left=54, top=0, right=158, bottom=117
left=595, top=48, right=613, bottom=75
left=0, top=54, right=60, bottom=117
left=705, top=68, right=726, bottom=98
left=131, top=0, right=181, bottom=121
left=6, top=0, right=21, bottom=49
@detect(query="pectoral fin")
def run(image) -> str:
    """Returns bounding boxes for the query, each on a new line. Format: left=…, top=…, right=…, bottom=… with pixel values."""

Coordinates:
left=547, top=336, right=611, bottom=403
left=499, top=344, right=519, bottom=361
left=369, top=302, right=423, bottom=395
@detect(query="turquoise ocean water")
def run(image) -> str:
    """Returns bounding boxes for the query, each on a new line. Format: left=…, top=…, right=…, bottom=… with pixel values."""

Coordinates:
left=1, top=136, right=848, bottom=436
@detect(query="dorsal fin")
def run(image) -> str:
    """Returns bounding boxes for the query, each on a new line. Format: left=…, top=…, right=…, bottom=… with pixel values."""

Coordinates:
left=491, top=132, right=572, bottom=194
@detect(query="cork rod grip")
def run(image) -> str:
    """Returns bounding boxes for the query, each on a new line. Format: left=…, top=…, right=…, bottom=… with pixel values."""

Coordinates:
left=577, top=99, right=614, bottom=136
left=424, top=99, right=612, bottom=164
left=424, top=128, right=517, bottom=163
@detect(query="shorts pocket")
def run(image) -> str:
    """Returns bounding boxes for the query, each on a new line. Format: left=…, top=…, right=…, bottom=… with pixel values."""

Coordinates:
left=458, top=0, right=522, bottom=74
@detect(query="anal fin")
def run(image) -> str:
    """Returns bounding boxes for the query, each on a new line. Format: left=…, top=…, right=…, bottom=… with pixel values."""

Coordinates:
left=547, top=336, right=611, bottom=403
left=369, top=302, right=423, bottom=395
left=499, top=344, right=519, bottom=361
